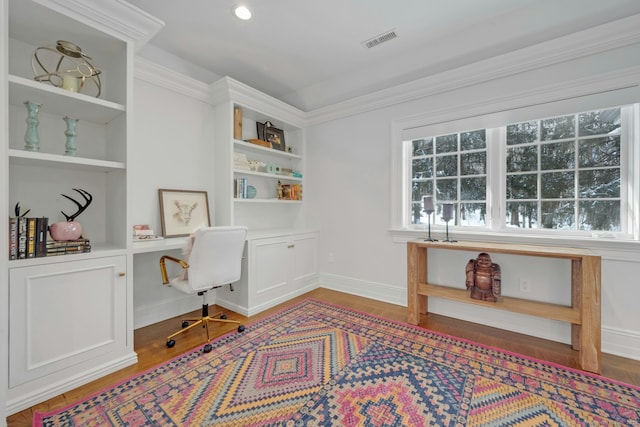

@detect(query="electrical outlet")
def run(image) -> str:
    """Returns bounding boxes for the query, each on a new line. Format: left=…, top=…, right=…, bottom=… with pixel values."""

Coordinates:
left=519, top=278, right=531, bottom=292
left=328, top=252, right=335, bottom=263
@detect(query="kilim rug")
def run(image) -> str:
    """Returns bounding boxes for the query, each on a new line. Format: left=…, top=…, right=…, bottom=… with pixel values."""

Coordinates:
left=35, top=299, right=640, bottom=426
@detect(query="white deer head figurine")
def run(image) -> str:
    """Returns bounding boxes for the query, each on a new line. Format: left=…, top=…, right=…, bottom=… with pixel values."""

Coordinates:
left=173, top=201, right=197, bottom=226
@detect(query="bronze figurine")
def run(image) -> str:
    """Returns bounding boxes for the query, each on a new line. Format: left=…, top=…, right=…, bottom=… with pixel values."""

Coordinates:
left=465, top=252, right=501, bottom=302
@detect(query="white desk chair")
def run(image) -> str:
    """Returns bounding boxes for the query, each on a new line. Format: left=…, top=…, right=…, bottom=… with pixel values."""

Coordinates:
left=159, top=226, right=247, bottom=353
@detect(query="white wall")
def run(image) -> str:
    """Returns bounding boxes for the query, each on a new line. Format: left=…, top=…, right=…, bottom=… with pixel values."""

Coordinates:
left=130, top=62, right=216, bottom=328
left=304, top=39, right=640, bottom=360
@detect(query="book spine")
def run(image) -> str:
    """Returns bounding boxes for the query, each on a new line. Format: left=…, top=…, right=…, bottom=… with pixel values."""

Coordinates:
left=35, top=217, right=48, bottom=257
left=26, top=217, right=37, bottom=258
left=17, top=217, right=27, bottom=259
left=9, top=217, right=18, bottom=260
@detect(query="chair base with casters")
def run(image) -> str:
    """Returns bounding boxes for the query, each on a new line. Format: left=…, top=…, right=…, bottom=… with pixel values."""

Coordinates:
left=159, top=226, right=248, bottom=353
left=165, top=288, right=245, bottom=353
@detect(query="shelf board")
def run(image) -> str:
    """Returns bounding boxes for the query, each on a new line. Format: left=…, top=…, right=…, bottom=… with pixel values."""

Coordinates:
left=235, top=198, right=302, bottom=204
left=132, top=237, right=188, bottom=254
left=9, top=74, right=125, bottom=123
left=234, top=169, right=303, bottom=182
left=234, top=139, right=302, bottom=160
left=7, top=245, right=126, bottom=268
left=9, top=149, right=125, bottom=172
left=418, top=283, right=580, bottom=324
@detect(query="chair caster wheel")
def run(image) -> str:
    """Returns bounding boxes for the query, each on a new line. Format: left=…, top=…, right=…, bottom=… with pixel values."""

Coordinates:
left=166, top=340, right=176, bottom=348
left=238, top=325, right=245, bottom=332
left=203, top=344, right=212, bottom=353
left=181, top=321, right=189, bottom=328
left=220, top=314, right=227, bottom=319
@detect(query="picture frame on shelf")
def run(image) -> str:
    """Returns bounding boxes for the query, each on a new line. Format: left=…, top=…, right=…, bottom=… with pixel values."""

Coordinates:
left=158, top=189, right=211, bottom=237
left=265, top=125, right=286, bottom=151
left=256, top=121, right=266, bottom=141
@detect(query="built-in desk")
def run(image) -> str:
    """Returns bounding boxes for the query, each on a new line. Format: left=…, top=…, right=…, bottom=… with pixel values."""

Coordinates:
left=407, top=240, right=602, bottom=373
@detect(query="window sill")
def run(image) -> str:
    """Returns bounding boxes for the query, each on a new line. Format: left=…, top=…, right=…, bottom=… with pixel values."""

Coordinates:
left=390, top=227, right=640, bottom=261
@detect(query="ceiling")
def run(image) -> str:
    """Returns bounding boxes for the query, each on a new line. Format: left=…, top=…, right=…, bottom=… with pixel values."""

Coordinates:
left=127, top=0, right=640, bottom=112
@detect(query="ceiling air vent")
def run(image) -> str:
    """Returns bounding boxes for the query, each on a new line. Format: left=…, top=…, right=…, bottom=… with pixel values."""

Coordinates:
left=362, top=29, right=397, bottom=49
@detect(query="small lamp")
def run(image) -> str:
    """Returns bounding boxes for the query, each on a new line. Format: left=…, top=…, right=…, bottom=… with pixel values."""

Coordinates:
left=442, top=203, right=457, bottom=243
left=422, top=196, right=437, bottom=241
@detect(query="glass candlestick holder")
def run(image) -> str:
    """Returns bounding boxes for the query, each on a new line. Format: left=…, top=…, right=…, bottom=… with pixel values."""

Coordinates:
left=442, top=203, right=457, bottom=243
left=422, top=196, right=438, bottom=242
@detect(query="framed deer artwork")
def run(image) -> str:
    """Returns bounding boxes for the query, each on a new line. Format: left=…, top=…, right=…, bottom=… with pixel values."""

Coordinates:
left=158, top=189, right=211, bottom=237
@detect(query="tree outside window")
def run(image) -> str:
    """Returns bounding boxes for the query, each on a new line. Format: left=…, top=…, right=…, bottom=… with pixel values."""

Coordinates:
left=408, top=106, right=625, bottom=234
left=411, top=130, right=487, bottom=226
left=506, top=108, right=621, bottom=231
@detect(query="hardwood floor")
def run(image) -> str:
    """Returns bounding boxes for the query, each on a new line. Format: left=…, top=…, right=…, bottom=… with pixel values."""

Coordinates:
left=8, top=288, right=640, bottom=426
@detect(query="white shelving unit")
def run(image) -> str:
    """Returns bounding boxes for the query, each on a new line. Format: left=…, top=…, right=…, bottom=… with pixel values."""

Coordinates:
left=1, top=0, right=162, bottom=416
left=211, top=77, right=308, bottom=229
left=210, top=77, right=318, bottom=315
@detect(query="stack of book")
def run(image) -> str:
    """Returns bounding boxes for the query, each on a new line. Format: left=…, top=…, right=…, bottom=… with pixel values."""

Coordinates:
left=8, top=217, right=48, bottom=260
left=46, top=238, right=91, bottom=256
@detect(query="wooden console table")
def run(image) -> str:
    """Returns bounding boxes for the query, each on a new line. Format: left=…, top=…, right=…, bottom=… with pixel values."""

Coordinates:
left=407, top=240, right=602, bottom=373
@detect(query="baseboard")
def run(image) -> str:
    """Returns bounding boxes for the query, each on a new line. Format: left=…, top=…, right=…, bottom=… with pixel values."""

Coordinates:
left=319, top=273, right=406, bottom=307
left=134, top=294, right=202, bottom=329
left=602, top=326, right=640, bottom=361
left=5, top=352, right=138, bottom=416
left=318, top=273, right=640, bottom=361
left=215, top=282, right=320, bottom=317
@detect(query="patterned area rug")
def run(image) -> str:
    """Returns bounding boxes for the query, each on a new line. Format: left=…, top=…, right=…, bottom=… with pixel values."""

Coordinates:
left=35, top=299, right=640, bottom=426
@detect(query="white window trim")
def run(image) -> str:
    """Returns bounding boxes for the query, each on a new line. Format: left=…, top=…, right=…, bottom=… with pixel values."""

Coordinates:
left=390, top=68, right=640, bottom=250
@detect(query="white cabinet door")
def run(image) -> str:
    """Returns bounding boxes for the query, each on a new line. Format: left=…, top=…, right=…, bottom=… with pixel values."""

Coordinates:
left=248, top=232, right=318, bottom=312
left=251, top=237, right=291, bottom=306
left=9, top=256, right=127, bottom=387
left=291, top=233, right=318, bottom=289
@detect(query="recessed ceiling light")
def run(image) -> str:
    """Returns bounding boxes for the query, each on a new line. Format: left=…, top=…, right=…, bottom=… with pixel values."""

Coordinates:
left=233, top=5, right=252, bottom=20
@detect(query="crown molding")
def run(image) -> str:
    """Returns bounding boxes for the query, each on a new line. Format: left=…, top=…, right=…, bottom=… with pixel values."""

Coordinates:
left=306, top=13, right=640, bottom=125
left=34, top=0, right=164, bottom=49
left=135, top=58, right=211, bottom=103
left=210, top=77, right=307, bottom=128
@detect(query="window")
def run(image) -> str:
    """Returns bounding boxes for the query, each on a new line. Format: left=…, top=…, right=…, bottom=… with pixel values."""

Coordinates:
left=406, top=105, right=633, bottom=236
left=411, top=130, right=487, bottom=226
left=506, top=108, right=621, bottom=231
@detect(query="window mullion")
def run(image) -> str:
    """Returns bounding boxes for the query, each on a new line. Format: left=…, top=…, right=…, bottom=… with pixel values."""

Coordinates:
left=486, top=127, right=504, bottom=230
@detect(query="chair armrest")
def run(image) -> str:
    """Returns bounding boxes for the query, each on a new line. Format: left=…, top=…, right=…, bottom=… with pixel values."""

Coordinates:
left=159, top=255, right=189, bottom=284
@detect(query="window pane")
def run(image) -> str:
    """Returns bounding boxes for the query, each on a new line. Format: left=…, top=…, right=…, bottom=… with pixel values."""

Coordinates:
left=461, top=152, right=486, bottom=175
left=506, top=201, right=538, bottom=228
left=507, top=146, right=538, bottom=172
left=461, top=177, right=485, bottom=200
left=436, top=178, right=457, bottom=200
left=412, top=180, right=433, bottom=203
left=579, top=137, right=620, bottom=168
left=579, top=108, right=621, bottom=136
left=541, top=115, right=575, bottom=140
left=541, top=141, right=574, bottom=170
left=578, top=200, right=621, bottom=231
left=460, top=130, right=486, bottom=150
left=541, top=171, right=574, bottom=198
left=541, top=201, right=575, bottom=229
left=436, top=154, right=458, bottom=177
left=507, top=121, right=538, bottom=145
left=460, top=202, right=486, bottom=226
left=412, top=138, right=433, bottom=156
left=507, top=174, right=537, bottom=199
left=579, top=169, right=620, bottom=198
left=435, top=134, right=457, bottom=153
left=412, top=157, right=433, bottom=180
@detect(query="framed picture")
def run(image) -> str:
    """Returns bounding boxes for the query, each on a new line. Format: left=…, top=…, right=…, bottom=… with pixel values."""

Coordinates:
left=158, top=189, right=211, bottom=237
left=264, top=125, right=286, bottom=151
left=256, top=121, right=266, bottom=141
